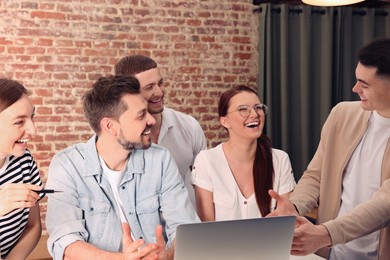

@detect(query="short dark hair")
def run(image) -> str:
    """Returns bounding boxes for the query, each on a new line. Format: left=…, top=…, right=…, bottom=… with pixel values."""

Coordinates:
left=114, top=55, right=158, bottom=76
left=0, top=78, right=29, bottom=113
left=358, top=37, right=390, bottom=79
left=83, top=75, right=140, bottom=134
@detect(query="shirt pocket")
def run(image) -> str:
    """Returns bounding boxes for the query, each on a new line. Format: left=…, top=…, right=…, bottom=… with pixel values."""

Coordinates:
left=213, top=190, right=235, bottom=209
left=136, top=194, right=160, bottom=242
left=136, top=194, right=160, bottom=214
left=78, top=197, right=111, bottom=239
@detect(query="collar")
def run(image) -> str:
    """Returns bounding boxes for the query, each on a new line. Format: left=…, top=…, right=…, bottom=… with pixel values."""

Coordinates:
left=83, top=135, right=145, bottom=183
left=159, top=107, right=175, bottom=142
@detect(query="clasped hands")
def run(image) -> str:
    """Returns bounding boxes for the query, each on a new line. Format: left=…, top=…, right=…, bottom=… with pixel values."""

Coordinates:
left=267, top=190, right=332, bottom=256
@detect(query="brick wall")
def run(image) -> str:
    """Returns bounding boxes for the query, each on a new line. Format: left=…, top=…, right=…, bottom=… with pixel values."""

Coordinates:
left=0, top=0, right=260, bottom=232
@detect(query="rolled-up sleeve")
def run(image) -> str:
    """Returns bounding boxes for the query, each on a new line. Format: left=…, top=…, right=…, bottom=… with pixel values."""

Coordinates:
left=323, top=179, right=390, bottom=245
left=45, top=153, right=88, bottom=259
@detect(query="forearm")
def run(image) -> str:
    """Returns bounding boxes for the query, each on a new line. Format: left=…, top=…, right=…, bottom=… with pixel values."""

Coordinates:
left=317, top=225, right=332, bottom=248
left=323, top=180, right=390, bottom=245
left=6, top=204, right=41, bottom=260
left=6, top=226, right=41, bottom=260
left=64, top=241, right=122, bottom=260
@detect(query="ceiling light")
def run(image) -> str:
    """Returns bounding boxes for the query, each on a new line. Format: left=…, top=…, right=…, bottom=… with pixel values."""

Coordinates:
left=302, top=0, right=365, bottom=6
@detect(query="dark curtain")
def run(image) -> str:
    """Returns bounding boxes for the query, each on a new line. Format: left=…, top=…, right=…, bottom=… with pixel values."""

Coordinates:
left=257, top=4, right=390, bottom=180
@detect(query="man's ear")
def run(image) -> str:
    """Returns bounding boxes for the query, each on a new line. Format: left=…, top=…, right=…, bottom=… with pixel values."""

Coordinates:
left=220, top=116, right=231, bottom=129
left=101, top=117, right=117, bottom=136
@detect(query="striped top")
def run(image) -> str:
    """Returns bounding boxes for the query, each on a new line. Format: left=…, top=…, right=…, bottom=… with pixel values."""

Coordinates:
left=0, top=150, right=43, bottom=259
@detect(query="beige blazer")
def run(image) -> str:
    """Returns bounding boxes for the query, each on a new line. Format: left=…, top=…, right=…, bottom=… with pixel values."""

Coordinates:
left=290, top=101, right=390, bottom=260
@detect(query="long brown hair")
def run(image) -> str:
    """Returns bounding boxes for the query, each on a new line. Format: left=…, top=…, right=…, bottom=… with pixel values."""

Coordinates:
left=218, top=85, right=274, bottom=216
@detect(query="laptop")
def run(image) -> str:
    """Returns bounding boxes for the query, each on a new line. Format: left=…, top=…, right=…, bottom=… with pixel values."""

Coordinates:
left=174, top=216, right=296, bottom=260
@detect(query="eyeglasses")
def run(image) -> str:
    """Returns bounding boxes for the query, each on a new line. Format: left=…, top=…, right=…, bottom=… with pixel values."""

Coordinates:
left=227, top=104, right=269, bottom=118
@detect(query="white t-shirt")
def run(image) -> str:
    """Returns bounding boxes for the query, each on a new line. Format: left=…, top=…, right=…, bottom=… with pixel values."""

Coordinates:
left=99, top=156, right=136, bottom=240
left=192, top=143, right=296, bottom=220
left=158, top=107, right=207, bottom=207
left=331, top=111, right=390, bottom=260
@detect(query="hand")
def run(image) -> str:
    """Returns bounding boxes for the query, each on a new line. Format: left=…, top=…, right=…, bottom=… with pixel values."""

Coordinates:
left=0, top=183, right=42, bottom=216
left=155, top=225, right=168, bottom=260
left=291, top=216, right=332, bottom=256
left=121, top=223, right=162, bottom=260
left=266, top=189, right=298, bottom=217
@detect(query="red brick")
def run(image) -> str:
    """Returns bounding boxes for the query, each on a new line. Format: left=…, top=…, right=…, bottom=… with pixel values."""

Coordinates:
left=21, top=2, right=38, bottom=9
left=0, top=0, right=259, bottom=233
left=135, top=9, right=150, bottom=17
left=39, top=3, right=55, bottom=10
left=15, top=72, right=34, bottom=79
left=47, top=48, right=82, bottom=55
left=56, top=40, right=74, bottom=47
left=26, top=47, right=46, bottom=55
left=12, top=64, right=41, bottom=70
left=15, top=38, right=33, bottom=45
left=35, top=143, right=52, bottom=151
left=7, top=46, right=24, bottom=53
left=31, top=11, right=66, bottom=20
left=45, top=134, right=79, bottom=142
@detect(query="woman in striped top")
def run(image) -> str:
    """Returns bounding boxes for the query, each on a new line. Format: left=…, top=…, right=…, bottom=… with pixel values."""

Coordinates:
left=0, top=79, right=44, bottom=259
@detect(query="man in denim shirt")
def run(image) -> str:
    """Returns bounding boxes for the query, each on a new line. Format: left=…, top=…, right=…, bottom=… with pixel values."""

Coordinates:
left=45, top=76, right=199, bottom=260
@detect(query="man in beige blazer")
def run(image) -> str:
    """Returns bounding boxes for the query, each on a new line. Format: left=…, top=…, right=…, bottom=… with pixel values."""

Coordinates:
left=270, top=38, right=390, bottom=260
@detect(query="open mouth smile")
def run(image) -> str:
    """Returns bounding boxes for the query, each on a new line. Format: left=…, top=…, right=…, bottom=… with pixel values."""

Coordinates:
left=245, top=122, right=260, bottom=128
left=16, top=138, right=29, bottom=143
left=142, top=129, right=151, bottom=135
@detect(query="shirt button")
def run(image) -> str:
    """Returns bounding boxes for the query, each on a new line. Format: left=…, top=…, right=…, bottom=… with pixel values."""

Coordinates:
left=121, top=186, right=126, bottom=190
left=90, top=207, right=94, bottom=211
left=244, top=201, right=247, bottom=205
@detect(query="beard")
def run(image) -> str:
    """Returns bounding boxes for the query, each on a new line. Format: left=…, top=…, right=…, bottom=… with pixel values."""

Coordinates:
left=118, top=129, right=152, bottom=151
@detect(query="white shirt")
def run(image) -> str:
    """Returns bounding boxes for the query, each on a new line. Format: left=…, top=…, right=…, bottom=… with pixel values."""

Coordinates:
left=331, top=111, right=390, bottom=260
left=99, top=156, right=136, bottom=240
left=158, top=107, right=207, bottom=206
left=192, top=143, right=296, bottom=220
left=99, top=156, right=126, bottom=221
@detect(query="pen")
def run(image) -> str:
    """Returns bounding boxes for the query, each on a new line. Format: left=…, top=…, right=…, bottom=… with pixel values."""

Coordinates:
left=34, top=189, right=63, bottom=194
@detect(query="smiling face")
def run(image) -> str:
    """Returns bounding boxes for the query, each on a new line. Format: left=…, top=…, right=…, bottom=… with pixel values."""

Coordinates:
left=352, top=62, right=390, bottom=118
left=116, top=94, right=156, bottom=150
left=0, top=94, right=37, bottom=159
left=220, top=91, right=265, bottom=140
left=134, top=67, right=165, bottom=115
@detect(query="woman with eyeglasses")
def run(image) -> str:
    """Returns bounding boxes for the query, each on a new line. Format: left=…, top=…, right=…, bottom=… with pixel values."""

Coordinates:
left=192, top=85, right=296, bottom=221
left=0, top=78, right=44, bottom=259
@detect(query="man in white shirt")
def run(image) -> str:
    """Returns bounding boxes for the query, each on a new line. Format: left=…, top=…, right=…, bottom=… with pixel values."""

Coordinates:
left=114, top=55, right=207, bottom=206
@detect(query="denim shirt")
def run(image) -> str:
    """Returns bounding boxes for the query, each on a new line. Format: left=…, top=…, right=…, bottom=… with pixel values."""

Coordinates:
left=45, top=135, right=199, bottom=260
